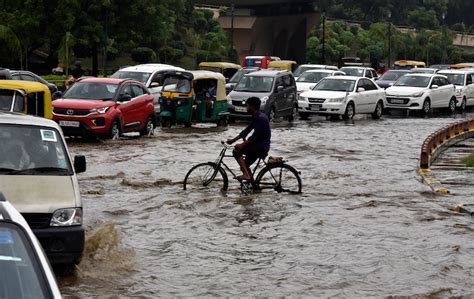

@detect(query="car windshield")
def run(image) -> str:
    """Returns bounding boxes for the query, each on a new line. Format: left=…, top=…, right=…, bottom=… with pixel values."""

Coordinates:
left=297, top=72, right=330, bottom=83
left=229, top=69, right=246, bottom=84
left=0, top=222, right=51, bottom=298
left=379, top=71, right=409, bottom=81
left=0, top=125, right=72, bottom=175
left=441, top=73, right=465, bottom=86
left=294, top=66, right=321, bottom=77
left=63, top=82, right=118, bottom=100
left=234, top=76, right=274, bottom=92
left=394, top=75, right=431, bottom=87
left=111, top=71, right=151, bottom=84
left=162, top=76, right=191, bottom=93
left=314, top=78, right=355, bottom=92
left=340, top=67, right=364, bottom=76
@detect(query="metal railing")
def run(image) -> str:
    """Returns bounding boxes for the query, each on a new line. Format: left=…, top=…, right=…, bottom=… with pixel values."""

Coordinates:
left=420, top=118, right=474, bottom=172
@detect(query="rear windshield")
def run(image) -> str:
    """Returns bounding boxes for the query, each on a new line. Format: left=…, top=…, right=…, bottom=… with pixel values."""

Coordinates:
left=294, top=66, right=322, bottom=77
left=111, top=71, right=151, bottom=84
left=314, top=78, right=356, bottom=92
left=394, top=75, right=431, bottom=88
left=340, top=67, right=364, bottom=76
left=297, top=72, right=330, bottom=83
left=0, top=125, right=73, bottom=176
left=0, top=222, right=51, bottom=298
left=379, top=71, right=409, bottom=81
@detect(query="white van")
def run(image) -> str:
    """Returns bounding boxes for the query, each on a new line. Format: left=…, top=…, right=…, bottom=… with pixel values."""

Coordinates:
left=0, top=112, right=86, bottom=269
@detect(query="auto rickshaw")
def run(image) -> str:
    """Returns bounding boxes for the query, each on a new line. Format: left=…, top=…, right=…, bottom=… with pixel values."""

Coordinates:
left=268, top=60, right=298, bottom=72
left=0, top=80, right=53, bottom=119
left=393, top=60, right=426, bottom=69
left=198, top=62, right=241, bottom=82
left=450, top=62, right=474, bottom=69
left=159, top=70, right=228, bottom=127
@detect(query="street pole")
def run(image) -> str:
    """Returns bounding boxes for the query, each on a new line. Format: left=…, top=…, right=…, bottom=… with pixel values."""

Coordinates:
left=230, top=3, right=234, bottom=58
left=387, top=11, right=392, bottom=68
left=441, top=13, right=446, bottom=64
left=322, top=9, right=326, bottom=64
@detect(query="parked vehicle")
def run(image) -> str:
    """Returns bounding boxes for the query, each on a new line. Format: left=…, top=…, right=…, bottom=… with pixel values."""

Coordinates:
left=3, top=69, right=59, bottom=95
left=198, top=62, right=242, bottom=82
left=293, top=64, right=338, bottom=79
left=411, top=68, right=438, bottom=74
left=393, top=60, right=426, bottom=69
left=385, top=73, right=457, bottom=115
left=0, top=113, right=86, bottom=270
left=0, top=80, right=53, bottom=119
left=296, top=69, right=345, bottom=94
left=268, top=60, right=298, bottom=72
left=450, top=63, right=474, bottom=70
left=225, top=67, right=260, bottom=94
left=429, top=64, right=451, bottom=70
left=159, top=70, right=228, bottom=127
left=227, top=69, right=298, bottom=121
left=340, top=67, right=378, bottom=79
left=0, top=193, right=61, bottom=298
left=111, top=64, right=184, bottom=112
left=241, top=56, right=280, bottom=69
left=376, top=70, right=412, bottom=89
left=298, top=76, right=385, bottom=120
left=340, top=56, right=363, bottom=67
left=53, top=77, right=156, bottom=139
left=438, top=69, right=474, bottom=110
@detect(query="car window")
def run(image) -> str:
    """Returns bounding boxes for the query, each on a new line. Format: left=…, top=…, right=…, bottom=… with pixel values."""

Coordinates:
left=363, top=79, right=377, bottom=90
left=11, top=74, right=21, bottom=80
left=283, top=75, right=292, bottom=88
left=357, top=79, right=365, bottom=89
left=21, top=74, right=37, bottom=82
left=441, top=77, right=450, bottom=86
left=365, top=70, right=372, bottom=78
left=467, top=74, right=473, bottom=85
left=122, top=85, right=132, bottom=97
left=131, top=85, right=145, bottom=97
left=431, top=77, right=440, bottom=87
left=274, top=77, right=284, bottom=91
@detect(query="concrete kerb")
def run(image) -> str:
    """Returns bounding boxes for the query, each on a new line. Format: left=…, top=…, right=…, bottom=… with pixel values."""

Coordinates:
left=419, top=118, right=474, bottom=193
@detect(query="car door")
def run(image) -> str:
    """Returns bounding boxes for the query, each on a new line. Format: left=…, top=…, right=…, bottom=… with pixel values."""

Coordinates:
left=363, top=79, right=380, bottom=112
left=273, top=76, right=285, bottom=114
left=430, top=77, right=442, bottom=108
left=465, top=73, right=474, bottom=105
left=436, top=77, right=451, bottom=107
left=354, top=79, right=369, bottom=113
left=117, top=84, right=137, bottom=130
left=131, top=84, right=151, bottom=126
left=283, top=74, right=296, bottom=112
left=148, top=72, right=164, bottom=110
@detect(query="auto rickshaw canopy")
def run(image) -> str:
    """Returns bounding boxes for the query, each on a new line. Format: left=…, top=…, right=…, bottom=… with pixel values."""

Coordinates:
left=268, top=60, right=298, bottom=72
left=190, top=70, right=227, bottom=100
left=393, top=60, right=426, bottom=69
left=0, top=80, right=52, bottom=119
left=198, top=62, right=242, bottom=71
left=451, top=63, right=474, bottom=69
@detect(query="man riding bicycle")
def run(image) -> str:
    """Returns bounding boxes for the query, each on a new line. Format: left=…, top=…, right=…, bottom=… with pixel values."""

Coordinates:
left=227, top=97, right=271, bottom=181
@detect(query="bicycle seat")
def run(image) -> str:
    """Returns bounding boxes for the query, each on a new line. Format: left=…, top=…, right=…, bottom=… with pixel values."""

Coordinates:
left=268, top=156, right=283, bottom=164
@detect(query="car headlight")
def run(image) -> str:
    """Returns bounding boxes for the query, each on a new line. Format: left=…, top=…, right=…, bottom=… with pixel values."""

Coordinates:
left=261, top=96, right=269, bottom=106
left=90, top=106, right=110, bottom=114
left=50, top=208, right=82, bottom=226
left=329, top=97, right=345, bottom=103
left=227, top=95, right=232, bottom=104
left=409, top=91, right=425, bottom=97
left=298, top=95, right=307, bottom=102
left=455, top=89, right=462, bottom=95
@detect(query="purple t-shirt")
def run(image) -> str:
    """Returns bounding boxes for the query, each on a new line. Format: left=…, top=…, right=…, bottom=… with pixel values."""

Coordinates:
left=239, top=111, right=271, bottom=150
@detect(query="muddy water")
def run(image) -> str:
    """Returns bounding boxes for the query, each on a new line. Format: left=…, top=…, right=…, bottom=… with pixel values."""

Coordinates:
left=59, top=113, right=474, bottom=297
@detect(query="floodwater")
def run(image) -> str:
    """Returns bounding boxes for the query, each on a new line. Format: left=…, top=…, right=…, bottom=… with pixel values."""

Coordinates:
left=59, top=112, right=474, bottom=298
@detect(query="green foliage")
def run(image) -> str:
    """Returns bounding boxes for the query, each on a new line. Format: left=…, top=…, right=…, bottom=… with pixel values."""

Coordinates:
left=461, top=153, right=474, bottom=167
left=131, top=47, right=157, bottom=64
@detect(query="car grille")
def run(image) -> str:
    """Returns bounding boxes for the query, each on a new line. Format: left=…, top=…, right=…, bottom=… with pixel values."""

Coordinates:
left=22, top=213, right=51, bottom=229
left=232, top=100, right=246, bottom=107
left=54, top=107, right=91, bottom=116
left=308, top=98, right=326, bottom=103
left=387, top=97, right=410, bottom=104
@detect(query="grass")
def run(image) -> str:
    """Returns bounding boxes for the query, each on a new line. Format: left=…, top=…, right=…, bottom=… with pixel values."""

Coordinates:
left=461, top=152, right=474, bottom=167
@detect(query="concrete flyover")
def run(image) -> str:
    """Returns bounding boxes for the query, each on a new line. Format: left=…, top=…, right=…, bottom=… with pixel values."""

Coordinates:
left=196, top=0, right=320, bottom=63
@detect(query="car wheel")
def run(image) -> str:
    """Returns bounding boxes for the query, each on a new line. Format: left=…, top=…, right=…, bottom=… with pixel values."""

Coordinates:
left=217, top=116, right=228, bottom=127
left=140, top=116, right=155, bottom=136
left=371, top=101, right=383, bottom=120
left=342, top=102, right=355, bottom=120
left=299, top=112, right=310, bottom=120
left=109, top=120, right=120, bottom=140
left=269, top=107, right=276, bottom=122
left=287, top=105, right=298, bottom=122
left=421, top=99, right=431, bottom=116
left=460, top=97, right=467, bottom=112
left=448, top=97, right=456, bottom=114
left=161, top=117, right=172, bottom=128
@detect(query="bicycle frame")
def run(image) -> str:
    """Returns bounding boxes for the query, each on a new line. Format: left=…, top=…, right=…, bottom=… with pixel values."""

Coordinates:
left=214, top=143, right=266, bottom=181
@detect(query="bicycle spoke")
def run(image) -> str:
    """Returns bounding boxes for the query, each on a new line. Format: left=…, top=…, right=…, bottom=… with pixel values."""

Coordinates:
left=184, top=163, right=228, bottom=191
left=256, top=164, right=301, bottom=194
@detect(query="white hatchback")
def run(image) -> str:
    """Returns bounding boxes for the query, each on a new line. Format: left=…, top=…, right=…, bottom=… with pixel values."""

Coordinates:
left=296, top=69, right=345, bottom=94
left=0, top=193, right=61, bottom=298
left=298, top=76, right=386, bottom=119
left=385, top=73, right=457, bottom=115
left=437, top=69, right=474, bottom=111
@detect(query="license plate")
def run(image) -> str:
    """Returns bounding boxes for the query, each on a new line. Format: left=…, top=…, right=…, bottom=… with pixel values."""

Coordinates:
left=310, top=104, right=322, bottom=111
left=235, top=106, right=247, bottom=112
left=391, top=99, right=405, bottom=104
left=59, top=120, right=80, bottom=127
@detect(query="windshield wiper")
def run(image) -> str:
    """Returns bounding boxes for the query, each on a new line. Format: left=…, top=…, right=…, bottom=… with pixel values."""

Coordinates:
left=0, top=168, right=16, bottom=174
left=12, top=167, right=70, bottom=175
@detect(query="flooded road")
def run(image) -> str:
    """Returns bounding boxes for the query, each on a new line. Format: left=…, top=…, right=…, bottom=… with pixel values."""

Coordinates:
left=60, top=113, right=473, bottom=297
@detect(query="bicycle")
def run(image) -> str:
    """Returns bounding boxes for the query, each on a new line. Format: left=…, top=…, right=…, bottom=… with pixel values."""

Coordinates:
left=183, top=141, right=302, bottom=194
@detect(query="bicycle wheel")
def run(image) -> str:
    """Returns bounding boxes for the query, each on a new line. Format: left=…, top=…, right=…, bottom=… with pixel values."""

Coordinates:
left=255, top=163, right=302, bottom=194
left=183, top=162, right=228, bottom=191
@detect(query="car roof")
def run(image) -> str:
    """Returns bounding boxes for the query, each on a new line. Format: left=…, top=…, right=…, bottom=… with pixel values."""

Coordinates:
left=327, top=75, right=360, bottom=80
left=438, top=69, right=473, bottom=74
left=303, top=69, right=337, bottom=74
left=78, top=77, right=127, bottom=84
left=0, top=80, right=49, bottom=93
left=246, top=70, right=290, bottom=77
left=0, top=111, right=61, bottom=129
left=118, top=64, right=184, bottom=73
left=340, top=66, right=371, bottom=70
left=404, top=73, right=438, bottom=77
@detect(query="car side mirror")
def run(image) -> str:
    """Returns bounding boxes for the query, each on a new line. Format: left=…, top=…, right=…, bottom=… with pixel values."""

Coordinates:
left=149, top=82, right=160, bottom=89
left=52, top=91, right=63, bottom=100
left=119, top=93, right=132, bottom=102
left=431, top=84, right=439, bottom=89
left=357, top=87, right=365, bottom=92
left=74, top=155, right=86, bottom=174
left=277, top=85, right=284, bottom=92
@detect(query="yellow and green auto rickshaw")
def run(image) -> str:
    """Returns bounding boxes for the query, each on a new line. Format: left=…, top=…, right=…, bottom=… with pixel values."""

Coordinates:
left=268, top=60, right=298, bottom=72
left=450, top=62, right=474, bottom=69
left=0, top=80, right=53, bottom=119
left=393, top=60, right=426, bottom=69
left=198, top=62, right=242, bottom=82
left=159, top=70, right=229, bottom=127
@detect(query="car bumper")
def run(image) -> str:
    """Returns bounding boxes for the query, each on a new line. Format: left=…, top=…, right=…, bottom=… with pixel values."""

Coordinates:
left=298, top=101, right=345, bottom=115
left=33, top=225, right=85, bottom=265
left=53, top=114, right=112, bottom=136
left=228, top=104, right=252, bottom=119
left=385, top=96, right=424, bottom=110
left=455, top=95, right=463, bottom=107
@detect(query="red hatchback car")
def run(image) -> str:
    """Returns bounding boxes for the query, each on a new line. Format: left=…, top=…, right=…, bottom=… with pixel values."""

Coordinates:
left=53, top=78, right=156, bottom=139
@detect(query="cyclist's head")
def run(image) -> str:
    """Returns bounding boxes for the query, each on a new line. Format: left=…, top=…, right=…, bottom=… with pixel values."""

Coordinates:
left=246, top=97, right=261, bottom=113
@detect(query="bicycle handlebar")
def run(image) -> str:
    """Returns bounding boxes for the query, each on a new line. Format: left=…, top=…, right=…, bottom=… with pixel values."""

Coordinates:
left=221, top=141, right=234, bottom=149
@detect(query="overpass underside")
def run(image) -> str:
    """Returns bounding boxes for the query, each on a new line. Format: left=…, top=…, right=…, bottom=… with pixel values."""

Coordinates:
left=218, top=11, right=319, bottom=63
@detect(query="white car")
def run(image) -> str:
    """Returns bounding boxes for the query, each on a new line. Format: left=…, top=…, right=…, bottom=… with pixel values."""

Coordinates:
left=296, top=69, right=345, bottom=94
left=385, top=73, right=457, bottom=115
left=293, top=64, right=338, bottom=80
left=438, top=69, right=474, bottom=111
left=339, top=66, right=378, bottom=79
left=112, top=64, right=184, bottom=112
left=0, top=193, right=61, bottom=298
left=298, top=76, right=385, bottom=120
